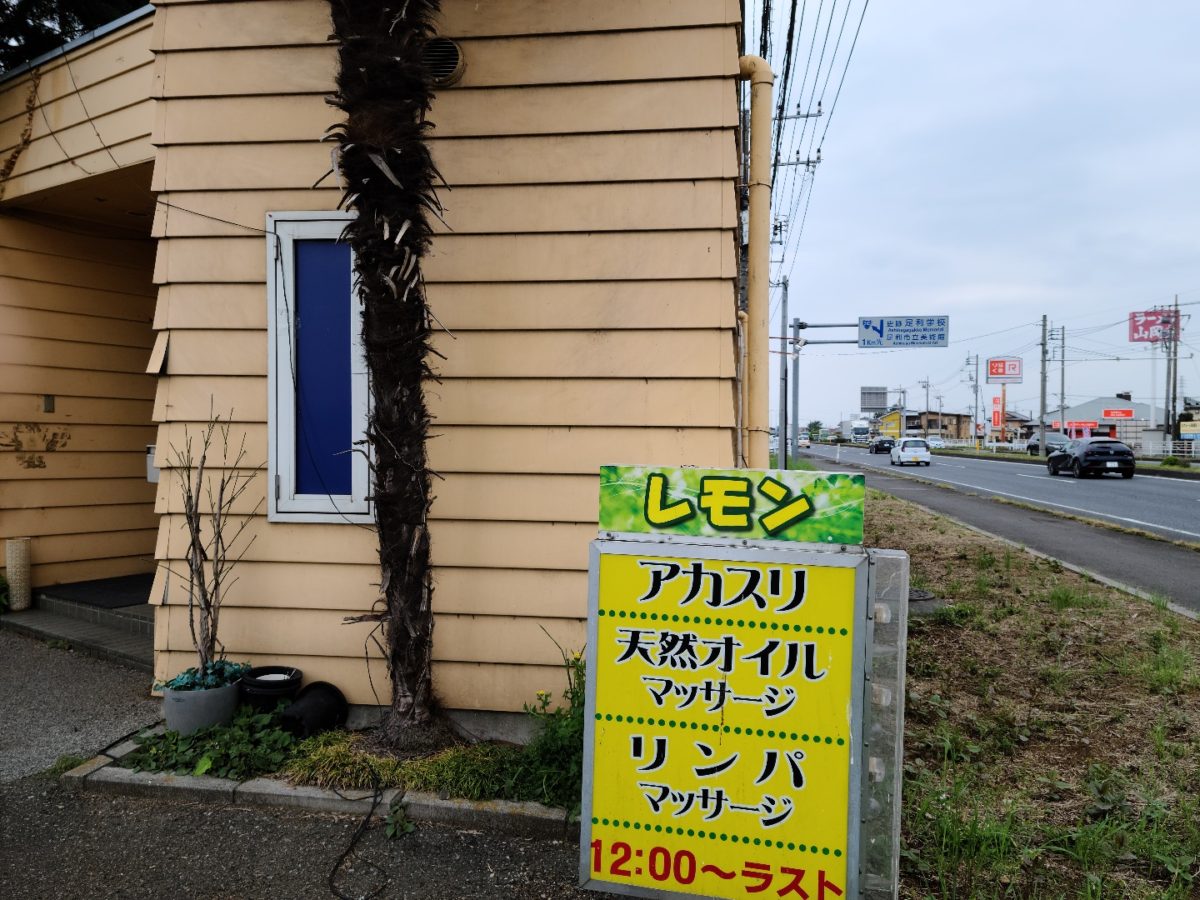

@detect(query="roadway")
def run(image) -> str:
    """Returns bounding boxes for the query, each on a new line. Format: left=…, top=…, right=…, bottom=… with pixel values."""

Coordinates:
left=805, top=443, right=1200, bottom=543
left=798, top=444, right=1200, bottom=614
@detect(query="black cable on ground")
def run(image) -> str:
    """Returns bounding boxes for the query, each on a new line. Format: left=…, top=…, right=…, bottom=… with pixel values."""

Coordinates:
left=327, top=762, right=391, bottom=900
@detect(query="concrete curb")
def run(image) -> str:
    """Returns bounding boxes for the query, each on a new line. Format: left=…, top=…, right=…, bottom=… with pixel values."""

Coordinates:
left=85, top=765, right=238, bottom=802
left=235, top=777, right=403, bottom=816
left=60, top=735, right=577, bottom=841
left=403, top=790, right=572, bottom=839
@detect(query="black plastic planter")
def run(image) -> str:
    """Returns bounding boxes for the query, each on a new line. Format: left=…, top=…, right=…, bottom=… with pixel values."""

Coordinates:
left=240, top=666, right=303, bottom=711
left=280, top=681, right=349, bottom=739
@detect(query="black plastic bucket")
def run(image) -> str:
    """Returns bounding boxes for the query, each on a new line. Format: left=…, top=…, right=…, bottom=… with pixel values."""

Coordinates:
left=280, top=681, right=349, bottom=739
left=240, top=666, right=303, bottom=711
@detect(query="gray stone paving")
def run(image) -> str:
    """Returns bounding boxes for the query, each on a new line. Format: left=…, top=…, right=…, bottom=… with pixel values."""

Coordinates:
left=0, top=607, right=153, bottom=670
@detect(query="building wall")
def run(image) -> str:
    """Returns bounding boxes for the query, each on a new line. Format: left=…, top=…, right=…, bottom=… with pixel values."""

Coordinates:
left=0, top=213, right=157, bottom=585
left=148, top=0, right=743, bottom=710
left=0, top=13, right=159, bottom=587
left=0, top=9, right=155, bottom=201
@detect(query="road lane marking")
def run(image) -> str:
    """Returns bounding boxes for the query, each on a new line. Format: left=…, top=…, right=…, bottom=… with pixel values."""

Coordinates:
left=920, top=477, right=1200, bottom=540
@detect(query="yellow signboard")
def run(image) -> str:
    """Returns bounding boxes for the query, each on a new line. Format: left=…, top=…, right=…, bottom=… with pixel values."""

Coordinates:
left=583, top=543, right=867, bottom=899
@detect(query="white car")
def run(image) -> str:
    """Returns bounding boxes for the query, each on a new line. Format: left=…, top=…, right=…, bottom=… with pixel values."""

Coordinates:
left=926, top=436, right=946, bottom=449
left=890, top=438, right=931, bottom=467
left=797, top=436, right=811, bottom=449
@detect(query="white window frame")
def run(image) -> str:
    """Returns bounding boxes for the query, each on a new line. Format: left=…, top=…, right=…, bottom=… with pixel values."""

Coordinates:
left=266, top=211, right=372, bottom=523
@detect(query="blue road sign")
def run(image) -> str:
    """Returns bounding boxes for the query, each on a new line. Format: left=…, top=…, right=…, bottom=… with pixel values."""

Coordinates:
left=858, top=316, right=949, bottom=348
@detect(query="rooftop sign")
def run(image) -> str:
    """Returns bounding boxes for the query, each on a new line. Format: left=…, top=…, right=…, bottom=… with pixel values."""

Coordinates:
left=1129, top=310, right=1177, bottom=343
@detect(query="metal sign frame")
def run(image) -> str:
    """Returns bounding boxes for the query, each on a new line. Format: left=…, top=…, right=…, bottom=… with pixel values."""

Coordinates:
left=580, top=536, right=871, bottom=900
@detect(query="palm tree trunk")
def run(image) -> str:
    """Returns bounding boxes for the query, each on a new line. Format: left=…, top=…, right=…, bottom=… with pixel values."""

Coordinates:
left=327, top=0, right=443, bottom=735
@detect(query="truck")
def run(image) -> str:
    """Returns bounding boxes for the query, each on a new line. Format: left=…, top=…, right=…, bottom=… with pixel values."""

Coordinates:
left=839, top=418, right=872, bottom=444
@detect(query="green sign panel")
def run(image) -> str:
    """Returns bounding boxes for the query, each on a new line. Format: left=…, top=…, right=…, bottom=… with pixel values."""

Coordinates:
left=599, top=466, right=865, bottom=545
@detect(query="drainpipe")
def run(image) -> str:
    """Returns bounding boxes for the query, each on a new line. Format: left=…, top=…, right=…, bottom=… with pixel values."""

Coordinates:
left=739, top=55, right=774, bottom=468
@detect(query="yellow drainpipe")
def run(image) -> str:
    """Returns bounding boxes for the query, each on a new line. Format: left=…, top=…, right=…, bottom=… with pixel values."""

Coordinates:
left=739, top=55, right=774, bottom=468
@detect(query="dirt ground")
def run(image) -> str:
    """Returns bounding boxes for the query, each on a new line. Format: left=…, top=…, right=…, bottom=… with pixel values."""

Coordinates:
left=865, top=490, right=1200, bottom=897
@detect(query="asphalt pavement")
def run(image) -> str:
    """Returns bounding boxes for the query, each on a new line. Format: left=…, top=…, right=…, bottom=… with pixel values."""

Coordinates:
left=808, top=443, right=1200, bottom=542
left=0, top=630, right=587, bottom=899
left=802, top=452, right=1200, bottom=615
left=0, top=631, right=159, bottom=783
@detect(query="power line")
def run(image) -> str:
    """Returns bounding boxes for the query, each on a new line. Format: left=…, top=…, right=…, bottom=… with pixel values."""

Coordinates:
left=774, top=0, right=871, bottom=277
left=769, top=0, right=802, bottom=197
left=816, top=0, right=871, bottom=149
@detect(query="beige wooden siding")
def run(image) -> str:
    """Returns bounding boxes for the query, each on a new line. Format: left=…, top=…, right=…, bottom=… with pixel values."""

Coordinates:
left=150, top=0, right=742, bottom=709
left=0, top=214, right=157, bottom=585
left=0, top=13, right=155, bottom=203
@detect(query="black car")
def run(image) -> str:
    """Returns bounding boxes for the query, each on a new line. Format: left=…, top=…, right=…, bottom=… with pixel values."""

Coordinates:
left=1046, top=438, right=1135, bottom=479
left=869, top=437, right=895, bottom=454
left=1026, top=432, right=1069, bottom=455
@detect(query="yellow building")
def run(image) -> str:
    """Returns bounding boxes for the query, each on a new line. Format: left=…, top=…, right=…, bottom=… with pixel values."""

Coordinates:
left=1, top=1, right=750, bottom=732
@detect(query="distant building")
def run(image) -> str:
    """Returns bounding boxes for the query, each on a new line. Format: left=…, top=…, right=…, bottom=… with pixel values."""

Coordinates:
left=1034, top=397, right=1164, bottom=451
left=878, top=409, right=973, bottom=439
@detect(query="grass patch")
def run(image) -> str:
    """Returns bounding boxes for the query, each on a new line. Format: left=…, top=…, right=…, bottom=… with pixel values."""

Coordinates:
left=865, top=491, right=1200, bottom=897
left=1141, top=646, right=1196, bottom=695
left=41, top=754, right=89, bottom=779
left=286, top=650, right=586, bottom=812
left=1047, top=584, right=1107, bottom=611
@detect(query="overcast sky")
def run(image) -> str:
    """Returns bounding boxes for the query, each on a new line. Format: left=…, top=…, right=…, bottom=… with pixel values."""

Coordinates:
left=759, top=1, right=1200, bottom=429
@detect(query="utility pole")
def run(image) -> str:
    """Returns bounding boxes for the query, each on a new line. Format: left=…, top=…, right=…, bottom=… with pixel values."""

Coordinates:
left=790, top=318, right=801, bottom=455
left=1059, top=326, right=1067, bottom=437
left=919, top=378, right=931, bottom=436
left=965, top=354, right=980, bottom=446
left=890, top=387, right=908, bottom=435
left=1150, top=338, right=1158, bottom=430
left=1165, top=295, right=1181, bottom=441
left=1038, top=315, right=1048, bottom=457
left=1162, top=304, right=1172, bottom=441
left=1172, top=294, right=1182, bottom=438
left=777, top=278, right=788, bottom=468
left=936, top=395, right=944, bottom=439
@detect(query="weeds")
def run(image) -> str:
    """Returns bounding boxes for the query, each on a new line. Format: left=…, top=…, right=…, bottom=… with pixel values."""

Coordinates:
left=123, top=706, right=295, bottom=780
left=384, top=798, right=415, bottom=839
left=41, top=754, right=89, bottom=779
left=1142, top=646, right=1195, bottom=694
left=282, top=731, right=404, bottom=789
left=931, top=603, right=978, bottom=628
left=285, top=648, right=587, bottom=811
left=972, top=574, right=992, bottom=600
left=1047, top=585, right=1106, bottom=611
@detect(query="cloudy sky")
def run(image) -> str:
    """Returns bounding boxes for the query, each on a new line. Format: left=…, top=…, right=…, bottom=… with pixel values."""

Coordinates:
left=757, top=1, right=1200, bottom=430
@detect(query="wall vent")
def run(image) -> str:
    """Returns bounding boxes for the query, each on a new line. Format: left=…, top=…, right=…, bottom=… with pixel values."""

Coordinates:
left=423, top=37, right=465, bottom=87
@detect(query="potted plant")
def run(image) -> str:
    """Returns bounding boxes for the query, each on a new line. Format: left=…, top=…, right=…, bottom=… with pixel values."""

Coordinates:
left=158, top=410, right=260, bottom=735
